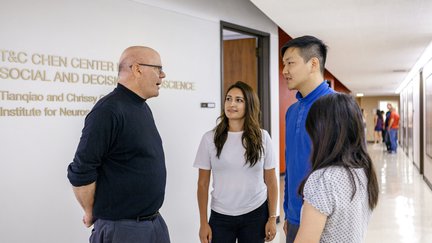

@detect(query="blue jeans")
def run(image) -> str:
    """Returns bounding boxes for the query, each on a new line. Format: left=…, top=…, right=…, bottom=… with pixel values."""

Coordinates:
left=90, top=214, right=170, bottom=243
left=389, top=129, right=398, bottom=152
left=209, top=201, right=268, bottom=243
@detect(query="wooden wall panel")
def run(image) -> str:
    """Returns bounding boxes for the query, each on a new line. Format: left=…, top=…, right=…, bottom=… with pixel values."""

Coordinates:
left=278, top=28, right=297, bottom=174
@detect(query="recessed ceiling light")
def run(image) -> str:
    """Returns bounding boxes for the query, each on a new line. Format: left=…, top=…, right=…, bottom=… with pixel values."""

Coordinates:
left=392, top=69, right=408, bottom=73
left=356, top=93, right=364, bottom=97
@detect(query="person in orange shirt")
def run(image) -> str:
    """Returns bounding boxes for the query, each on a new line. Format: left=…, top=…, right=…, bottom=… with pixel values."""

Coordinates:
left=386, top=103, right=400, bottom=153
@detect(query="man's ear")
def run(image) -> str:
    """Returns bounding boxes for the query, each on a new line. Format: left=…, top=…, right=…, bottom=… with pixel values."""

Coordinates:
left=130, top=64, right=142, bottom=77
left=310, top=57, right=320, bottom=73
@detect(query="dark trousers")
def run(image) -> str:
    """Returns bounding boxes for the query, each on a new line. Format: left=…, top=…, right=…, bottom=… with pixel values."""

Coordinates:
left=90, top=214, right=170, bottom=243
left=384, top=130, right=392, bottom=151
left=209, top=201, right=268, bottom=243
left=285, top=222, right=299, bottom=243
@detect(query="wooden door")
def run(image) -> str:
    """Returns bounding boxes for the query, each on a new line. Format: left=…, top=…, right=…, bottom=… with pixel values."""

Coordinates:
left=223, top=38, right=258, bottom=95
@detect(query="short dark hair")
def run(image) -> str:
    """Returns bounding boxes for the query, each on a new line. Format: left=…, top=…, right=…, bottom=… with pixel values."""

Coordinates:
left=280, top=35, right=328, bottom=74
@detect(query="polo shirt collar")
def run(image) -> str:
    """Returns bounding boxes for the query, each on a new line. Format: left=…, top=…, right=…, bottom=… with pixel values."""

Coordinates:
left=296, top=81, right=330, bottom=102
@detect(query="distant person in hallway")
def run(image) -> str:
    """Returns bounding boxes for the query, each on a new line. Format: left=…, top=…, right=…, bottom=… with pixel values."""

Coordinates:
left=374, top=109, right=384, bottom=143
left=360, top=108, right=368, bottom=143
left=294, top=93, right=379, bottom=243
left=380, top=110, right=386, bottom=143
left=194, top=81, right=278, bottom=243
left=67, top=46, right=170, bottom=243
left=384, top=104, right=393, bottom=151
left=281, top=35, right=335, bottom=243
left=387, top=103, right=400, bottom=153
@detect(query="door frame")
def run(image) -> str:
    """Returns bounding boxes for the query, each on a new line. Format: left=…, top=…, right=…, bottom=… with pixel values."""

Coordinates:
left=419, top=69, right=424, bottom=174
left=220, top=21, right=271, bottom=133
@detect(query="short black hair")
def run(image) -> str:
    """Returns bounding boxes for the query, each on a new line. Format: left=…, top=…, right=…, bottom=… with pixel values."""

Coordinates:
left=280, top=35, right=328, bottom=74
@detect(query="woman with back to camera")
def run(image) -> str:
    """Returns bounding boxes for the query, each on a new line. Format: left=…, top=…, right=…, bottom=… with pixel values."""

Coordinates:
left=294, top=93, right=379, bottom=243
left=194, top=81, right=278, bottom=243
left=374, top=109, right=384, bottom=144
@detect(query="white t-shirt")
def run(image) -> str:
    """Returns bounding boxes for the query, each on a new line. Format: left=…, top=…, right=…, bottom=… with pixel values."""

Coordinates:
left=193, top=129, right=276, bottom=216
left=303, top=166, right=372, bottom=243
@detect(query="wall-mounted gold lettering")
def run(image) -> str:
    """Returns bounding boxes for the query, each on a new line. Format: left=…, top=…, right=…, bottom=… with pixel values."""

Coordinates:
left=71, top=58, right=114, bottom=71
left=0, top=50, right=28, bottom=63
left=0, top=67, right=50, bottom=81
left=0, top=90, right=44, bottom=103
left=46, top=93, right=64, bottom=102
left=53, top=72, right=79, bottom=83
left=82, top=74, right=117, bottom=86
left=160, top=80, right=195, bottom=90
left=66, top=93, right=98, bottom=104
left=59, top=107, right=90, bottom=116
left=0, top=107, right=42, bottom=116
left=31, top=53, right=67, bottom=67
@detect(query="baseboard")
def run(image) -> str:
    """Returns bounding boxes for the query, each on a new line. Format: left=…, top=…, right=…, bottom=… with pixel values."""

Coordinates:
left=424, top=176, right=432, bottom=190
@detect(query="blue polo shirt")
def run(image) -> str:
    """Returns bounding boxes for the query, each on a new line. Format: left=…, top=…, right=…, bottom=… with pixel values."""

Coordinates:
left=284, top=81, right=334, bottom=225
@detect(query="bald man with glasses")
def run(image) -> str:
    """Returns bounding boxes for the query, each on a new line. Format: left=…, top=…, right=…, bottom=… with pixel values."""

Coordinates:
left=68, top=46, right=170, bottom=243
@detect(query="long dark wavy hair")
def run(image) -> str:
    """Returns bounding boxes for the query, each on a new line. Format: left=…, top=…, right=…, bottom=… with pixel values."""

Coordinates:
left=376, top=109, right=383, bottom=120
left=299, top=93, right=379, bottom=209
left=214, top=81, right=263, bottom=167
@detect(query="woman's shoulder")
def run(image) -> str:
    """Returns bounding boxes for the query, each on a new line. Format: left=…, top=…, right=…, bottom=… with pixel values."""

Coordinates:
left=260, top=129, right=271, bottom=138
left=311, top=166, right=350, bottom=180
left=260, top=129, right=274, bottom=144
left=197, top=130, right=216, bottom=149
left=311, top=166, right=366, bottom=184
left=202, top=130, right=214, bottom=140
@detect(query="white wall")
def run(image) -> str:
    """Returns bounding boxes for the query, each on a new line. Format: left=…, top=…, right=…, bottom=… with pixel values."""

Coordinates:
left=399, top=49, right=432, bottom=185
left=413, top=74, right=420, bottom=170
left=0, top=0, right=279, bottom=242
left=423, top=58, right=432, bottom=185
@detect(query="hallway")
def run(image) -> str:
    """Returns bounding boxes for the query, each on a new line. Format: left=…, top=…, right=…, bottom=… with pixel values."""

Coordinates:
left=274, top=143, right=432, bottom=243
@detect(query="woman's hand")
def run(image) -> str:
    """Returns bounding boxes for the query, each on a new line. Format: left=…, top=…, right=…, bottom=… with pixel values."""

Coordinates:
left=199, top=222, right=212, bottom=243
left=265, top=218, right=277, bottom=242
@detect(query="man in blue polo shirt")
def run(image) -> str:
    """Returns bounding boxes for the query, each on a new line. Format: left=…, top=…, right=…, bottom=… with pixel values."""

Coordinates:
left=67, top=46, right=170, bottom=243
left=281, top=36, right=335, bottom=243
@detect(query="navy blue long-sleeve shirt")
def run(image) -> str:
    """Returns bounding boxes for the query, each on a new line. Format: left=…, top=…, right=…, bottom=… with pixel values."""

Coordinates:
left=67, top=84, right=166, bottom=220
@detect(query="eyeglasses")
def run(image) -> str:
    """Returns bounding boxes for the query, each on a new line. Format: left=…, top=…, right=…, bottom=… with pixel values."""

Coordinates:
left=131, top=63, right=164, bottom=75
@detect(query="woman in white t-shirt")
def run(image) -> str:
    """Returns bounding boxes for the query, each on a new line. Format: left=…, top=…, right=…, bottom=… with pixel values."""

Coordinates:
left=194, top=81, right=278, bottom=243
left=294, top=93, right=379, bottom=243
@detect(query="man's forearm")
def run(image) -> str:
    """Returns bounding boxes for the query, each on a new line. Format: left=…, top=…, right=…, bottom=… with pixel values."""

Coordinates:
left=264, top=169, right=278, bottom=217
left=388, top=119, right=394, bottom=129
left=72, top=182, right=96, bottom=214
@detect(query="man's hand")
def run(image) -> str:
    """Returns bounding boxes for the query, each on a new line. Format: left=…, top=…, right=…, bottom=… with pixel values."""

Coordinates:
left=72, top=182, right=96, bottom=228
left=83, top=212, right=94, bottom=228
left=283, top=219, right=288, bottom=236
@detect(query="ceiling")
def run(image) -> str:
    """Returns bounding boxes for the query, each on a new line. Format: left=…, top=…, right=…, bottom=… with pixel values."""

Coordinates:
left=251, top=0, right=432, bottom=96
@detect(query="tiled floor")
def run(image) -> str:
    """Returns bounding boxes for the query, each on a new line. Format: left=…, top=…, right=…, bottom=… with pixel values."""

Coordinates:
left=271, top=143, right=432, bottom=243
